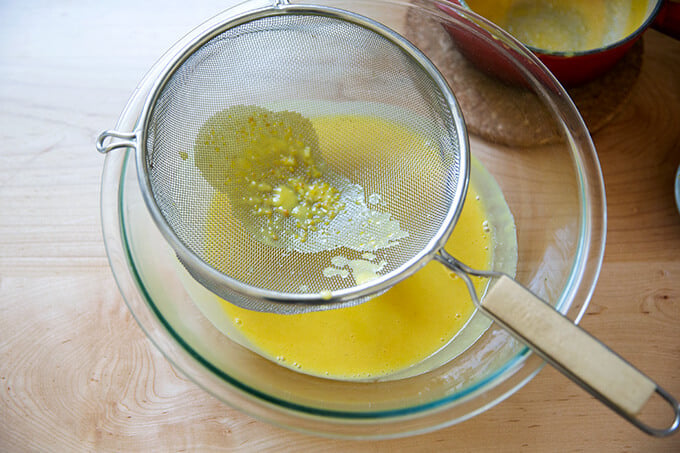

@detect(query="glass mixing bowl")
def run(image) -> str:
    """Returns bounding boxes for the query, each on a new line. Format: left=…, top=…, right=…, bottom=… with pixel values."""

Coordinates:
left=100, top=0, right=606, bottom=439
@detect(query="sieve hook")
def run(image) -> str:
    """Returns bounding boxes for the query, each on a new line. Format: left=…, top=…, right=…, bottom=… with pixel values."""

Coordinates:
left=96, top=130, right=138, bottom=154
left=434, top=248, right=680, bottom=437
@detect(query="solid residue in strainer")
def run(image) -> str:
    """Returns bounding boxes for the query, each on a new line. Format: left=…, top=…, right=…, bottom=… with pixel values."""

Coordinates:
left=194, top=105, right=408, bottom=256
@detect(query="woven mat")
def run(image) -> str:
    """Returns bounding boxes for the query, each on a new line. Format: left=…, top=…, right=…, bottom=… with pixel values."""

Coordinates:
left=403, top=7, right=643, bottom=147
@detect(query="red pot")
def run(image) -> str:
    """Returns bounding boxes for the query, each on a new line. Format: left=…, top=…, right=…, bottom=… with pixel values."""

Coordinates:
left=443, top=0, right=680, bottom=86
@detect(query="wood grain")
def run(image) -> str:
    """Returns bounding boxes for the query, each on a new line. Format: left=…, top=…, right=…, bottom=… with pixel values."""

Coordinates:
left=1, top=1, right=679, bottom=451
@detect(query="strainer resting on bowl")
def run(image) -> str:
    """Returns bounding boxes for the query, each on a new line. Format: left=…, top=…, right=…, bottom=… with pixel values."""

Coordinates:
left=96, top=0, right=679, bottom=436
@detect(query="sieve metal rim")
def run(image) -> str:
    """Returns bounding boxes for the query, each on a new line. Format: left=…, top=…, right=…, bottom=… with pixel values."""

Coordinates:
left=131, top=1, right=470, bottom=307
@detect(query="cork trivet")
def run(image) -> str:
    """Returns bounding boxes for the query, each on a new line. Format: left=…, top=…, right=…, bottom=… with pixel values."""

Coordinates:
left=403, top=7, right=643, bottom=147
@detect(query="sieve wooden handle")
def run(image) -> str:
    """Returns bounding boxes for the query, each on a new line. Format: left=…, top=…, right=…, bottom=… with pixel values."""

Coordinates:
left=481, top=275, right=657, bottom=417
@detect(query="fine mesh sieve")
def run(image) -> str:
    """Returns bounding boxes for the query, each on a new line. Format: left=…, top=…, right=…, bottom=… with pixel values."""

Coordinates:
left=97, top=1, right=680, bottom=435
left=97, top=2, right=468, bottom=314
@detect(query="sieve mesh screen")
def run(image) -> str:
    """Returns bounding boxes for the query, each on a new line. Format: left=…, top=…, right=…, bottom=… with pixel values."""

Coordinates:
left=141, top=11, right=465, bottom=311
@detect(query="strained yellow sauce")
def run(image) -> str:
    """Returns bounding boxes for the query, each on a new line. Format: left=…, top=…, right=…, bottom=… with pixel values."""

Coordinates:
left=464, top=0, right=651, bottom=52
left=206, top=114, right=495, bottom=380
left=216, top=185, right=490, bottom=379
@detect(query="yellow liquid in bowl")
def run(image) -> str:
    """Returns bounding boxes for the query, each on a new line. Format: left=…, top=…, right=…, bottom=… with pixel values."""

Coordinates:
left=205, top=114, right=499, bottom=380
left=464, top=0, right=651, bottom=52
left=215, top=185, right=490, bottom=380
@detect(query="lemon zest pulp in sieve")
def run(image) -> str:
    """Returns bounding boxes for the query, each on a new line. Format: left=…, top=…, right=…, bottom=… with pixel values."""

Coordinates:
left=194, top=106, right=345, bottom=244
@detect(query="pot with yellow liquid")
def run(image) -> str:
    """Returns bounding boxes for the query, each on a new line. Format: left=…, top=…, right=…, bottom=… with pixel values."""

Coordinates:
left=446, top=0, right=680, bottom=85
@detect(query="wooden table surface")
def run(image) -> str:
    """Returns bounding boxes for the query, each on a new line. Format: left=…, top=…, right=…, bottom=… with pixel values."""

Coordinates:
left=1, top=1, right=679, bottom=451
